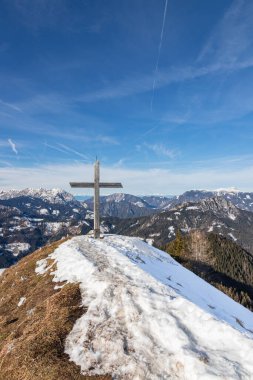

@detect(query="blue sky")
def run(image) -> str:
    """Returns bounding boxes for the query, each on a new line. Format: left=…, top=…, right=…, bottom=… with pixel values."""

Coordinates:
left=1, top=0, right=253, bottom=194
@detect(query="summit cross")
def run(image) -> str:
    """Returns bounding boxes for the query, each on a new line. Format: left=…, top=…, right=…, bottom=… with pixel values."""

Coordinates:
left=70, top=160, right=123, bottom=239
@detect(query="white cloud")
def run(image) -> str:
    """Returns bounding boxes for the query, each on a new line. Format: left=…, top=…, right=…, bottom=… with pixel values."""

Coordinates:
left=78, top=59, right=253, bottom=104
left=0, top=160, right=12, bottom=167
left=145, top=143, right=178, bottom=159
left=8, top=139, right=18, bottom=155
left=0, top=99, right=22, bottom=112
left=198, top=0, right=253, bottom=65
left=95, top=135, right=119, bottom=145
left=0, top=162, right=253, bottom=195
left=113, top=158, right=127, bottom=168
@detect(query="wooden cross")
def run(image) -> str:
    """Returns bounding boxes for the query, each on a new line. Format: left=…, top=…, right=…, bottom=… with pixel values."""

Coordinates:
left=70, top=160, right=123, bottom=239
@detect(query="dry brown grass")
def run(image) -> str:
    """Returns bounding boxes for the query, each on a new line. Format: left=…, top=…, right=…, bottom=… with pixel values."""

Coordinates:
left=0, top=239, right=111, bottom=380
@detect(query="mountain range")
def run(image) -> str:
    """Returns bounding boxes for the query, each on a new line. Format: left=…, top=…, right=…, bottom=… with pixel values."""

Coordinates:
left=84, top=188, right=253, bottom=217
left=0, top=188, right=93, bottom=267
left=111, top=196, right=253, bottom=252
left=1, top=187, right=253, bottom=268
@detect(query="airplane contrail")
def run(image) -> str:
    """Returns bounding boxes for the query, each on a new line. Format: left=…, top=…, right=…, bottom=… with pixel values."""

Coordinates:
left=151, top=0, right=168, bottom=111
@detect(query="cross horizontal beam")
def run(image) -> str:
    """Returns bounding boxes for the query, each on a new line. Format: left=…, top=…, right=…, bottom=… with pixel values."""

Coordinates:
left=70, top=160, right=123, bottom=239
left=70, top=182, right=123, bottom=188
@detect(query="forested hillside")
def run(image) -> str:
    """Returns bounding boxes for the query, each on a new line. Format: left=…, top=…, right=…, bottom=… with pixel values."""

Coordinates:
left=164, top=231, right=253, bottom=310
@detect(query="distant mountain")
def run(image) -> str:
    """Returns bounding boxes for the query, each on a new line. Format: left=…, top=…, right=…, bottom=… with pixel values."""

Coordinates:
left=141, top=195, right=173, bottom=208
left=83, top=189, right=253, bottom=219
left=112, top=196, right=253, bottom=254
left=0, top=188, right=93, bottom=267
left=164, top=188, right=253, bottom=212
left=0, top=188, right=75, bottom=204
left=84, top=193, right=159, bottom=218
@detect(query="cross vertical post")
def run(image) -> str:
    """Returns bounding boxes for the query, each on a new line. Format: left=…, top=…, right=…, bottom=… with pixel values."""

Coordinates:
left=69, top=160, right=123, bottom=239
left=94, top=160, right=100, bottom=239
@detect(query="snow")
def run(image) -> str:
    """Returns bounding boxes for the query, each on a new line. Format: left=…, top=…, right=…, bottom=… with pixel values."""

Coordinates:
left=214, top=187, right=240, bottom=195
left=45, top=222, right=64, bottom=234
left=106, top=193, right=126, bottom=202
left=228, top=233, right=237, bottom=242
left=186, top=206, right=199, bottom=210
left=180, top=227, right=190, bottom=233
left=5, top=242, right=31, bottom=256
left=9, top=226, right=22, bottom=232
left=39, top=208, right=49, bottom=215
left=17, top=297, right=26, bottom=307
left=0, top=188, right=75, bottom=204
left=35, top=258, right=49, bottom=275
left=35, top=235, right=253, bottom=379
left=28, top=218, right=44, bottom=222
left=100, top=225, right=110, bottom=233
left=85, top=212, right=94, bottom=220
left=132, top=201, right=145, bottom=208
left=129, top=221, right=139, bottom=228
left=246, top=195, right=251, bottom=200
left=228, top=213, right=237, bottom=221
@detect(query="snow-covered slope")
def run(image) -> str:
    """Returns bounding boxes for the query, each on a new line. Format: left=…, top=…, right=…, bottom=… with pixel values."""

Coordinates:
left=36, top=235, right=253, bottom=379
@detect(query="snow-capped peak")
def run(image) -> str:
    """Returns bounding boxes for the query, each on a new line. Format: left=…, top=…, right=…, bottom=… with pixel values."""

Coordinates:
left=213, top=187, right=240, bottom=195
left=0, top=188, right=75, bottom=204
left=36, top=235, right=253, bottom=379
left=105, top=192, right=126, bottom=202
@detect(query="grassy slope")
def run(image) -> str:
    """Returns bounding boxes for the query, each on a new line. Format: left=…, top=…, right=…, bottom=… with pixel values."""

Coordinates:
left=0, top=239, right=111, bottom=380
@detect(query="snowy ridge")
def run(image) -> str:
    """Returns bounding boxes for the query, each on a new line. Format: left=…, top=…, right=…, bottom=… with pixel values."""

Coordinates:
left=214, top=187, right=240, bottom=195
left=36, top=235, right=253, bottom=379
left=0, top=188, right=75, bottom=203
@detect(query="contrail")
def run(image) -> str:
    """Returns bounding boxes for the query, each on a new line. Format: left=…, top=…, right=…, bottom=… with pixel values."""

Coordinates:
left=151, top=0, right=168, bottom=111
left=44, top=142, right=93, bottom=163
left=57, top=143, right=92, bottom=162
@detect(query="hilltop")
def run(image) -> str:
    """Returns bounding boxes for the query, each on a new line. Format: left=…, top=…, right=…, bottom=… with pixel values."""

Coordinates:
left=0, top=235, right=253, bottom=379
